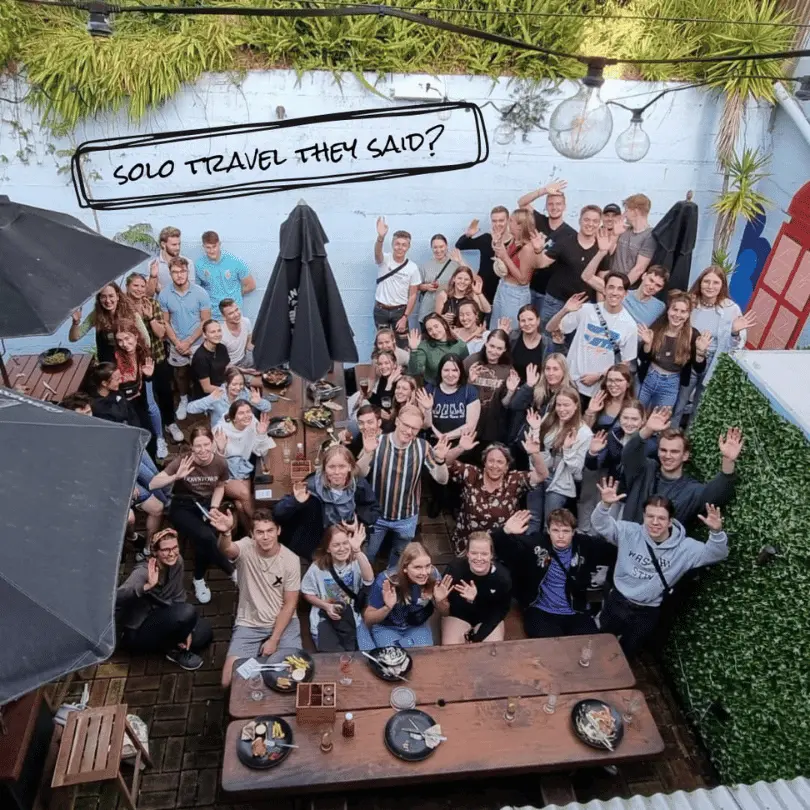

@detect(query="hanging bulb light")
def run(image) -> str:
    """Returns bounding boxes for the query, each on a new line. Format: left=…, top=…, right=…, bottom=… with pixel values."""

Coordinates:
left=86, top=1, right=114, bottom=37
left=493, top=122, right=516, bottom=145
left=548, top=61, right=613, bottom=160
left=436, top=104, right=452, bottom=122
left=615, top=110, right=650, bottom=162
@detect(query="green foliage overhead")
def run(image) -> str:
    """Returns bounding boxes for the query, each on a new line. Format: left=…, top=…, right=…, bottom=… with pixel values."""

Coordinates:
left=664, top=354, right=810, bottom=784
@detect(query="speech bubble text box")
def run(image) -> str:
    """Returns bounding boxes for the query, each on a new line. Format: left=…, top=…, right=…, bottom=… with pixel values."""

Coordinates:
left=71, top=102, right=489, bottom=211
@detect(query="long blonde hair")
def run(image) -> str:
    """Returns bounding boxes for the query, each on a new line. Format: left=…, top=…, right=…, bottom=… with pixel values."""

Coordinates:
left=533, top=353, right=572, bottom=412
left=538, top=386, right=584, bottom=451
left=510, top=208, right=535, bottom=245
left=318, top=444, right=357, bottom=488
left=392, top=542, right=435, bottom=604
left=651, top=291, right=694, bottom=367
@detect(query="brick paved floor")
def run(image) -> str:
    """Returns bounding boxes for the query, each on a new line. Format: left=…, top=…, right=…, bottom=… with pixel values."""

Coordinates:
left=55, top=513, right=717, bottom=810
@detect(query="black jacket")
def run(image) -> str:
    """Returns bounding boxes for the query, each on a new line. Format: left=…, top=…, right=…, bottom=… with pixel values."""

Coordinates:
left=491, top=527, right=611, bottom=614
left=651, top=199, right=699, bottom=294
left=444, top=557, right=512, bottom=642
left=273, top=474, right=381, bottom=561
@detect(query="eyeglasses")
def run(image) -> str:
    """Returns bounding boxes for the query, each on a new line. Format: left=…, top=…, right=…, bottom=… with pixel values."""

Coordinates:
left=157, top=546, right=180, bottom=555
left=399, top=422, right=421, bottom=432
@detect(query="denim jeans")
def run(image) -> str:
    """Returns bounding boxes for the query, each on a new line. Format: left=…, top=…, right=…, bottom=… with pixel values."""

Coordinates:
left=145, top=380, right=164, bottom=439
left=527, top=483, right=569, bottom=535
left=539, top=294, right=566, bottom=356
left=639, top=367, right=681, bottom=410
left=530, top=290, right=545, bottom=316
left=366, top=513, right=419, bottom=568
left=672, top=366, right=708, bottom=428
left=373, top=303, right=408, bottom=348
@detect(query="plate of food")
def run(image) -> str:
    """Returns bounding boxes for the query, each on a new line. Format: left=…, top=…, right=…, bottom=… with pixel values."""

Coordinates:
left=266, top=416, right=298, bottom=438
left=38, top=347, right=73, bottom=370
left=262, top=368, right=293, bottom=389
left=237, top=716, right=294, bottom=769
left=365, top=646, right=413, bottom=682
left=307, top=379, right=342, bottom=402
left=570, top=699, right=624, bottom=752
left=260, top=649, right=315, bottom=693
left=384, top=709, right=440, bottom=762
left=302, top=405, right=333, bottom=429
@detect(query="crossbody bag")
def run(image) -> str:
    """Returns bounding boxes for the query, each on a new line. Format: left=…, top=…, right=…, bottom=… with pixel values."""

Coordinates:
left=594, top=304, right=623, bottom=365
left=376, top=260, right=410, bottom=286
left=328, top=562, right=370, bottom=612
left=644, top=541, right=674, bottom=601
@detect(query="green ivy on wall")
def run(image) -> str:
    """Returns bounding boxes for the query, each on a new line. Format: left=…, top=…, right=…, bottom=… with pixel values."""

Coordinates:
left=664, top=353, right=810, bottom=784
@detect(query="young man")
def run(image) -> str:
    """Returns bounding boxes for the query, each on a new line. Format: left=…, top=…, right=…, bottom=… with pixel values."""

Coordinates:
left=374, top=217, right=421, bottom=348
left=454, top=205, right=511, bottom=306
left=158, top=257, right=212, bottom=422
left=517, top=180, right=576, bottom=312
left=601, top=202, right=622, bottom=234
left=190, top=319, right=230, bottom=399
left=341, top=403, right=382, bottom=458
left=218, top=298, right=255, bottom=368
left=147, top=226, right=196, bottom=294
left=546, top=272, right=638, bottom=404
left=195, top=231, right=256, bottom=317
left=592, top=478, right=728, bottom=657
left=612, top=194, right=656, bottom=282
left=535, top=205, right=608, bottom=352
left=492, top=508, right=610, bottom=639
left=356, top=405, right=450, bottom=566
left=210, top=508, right=302, bottom=688
left=621, top=407, right=742, bottom=526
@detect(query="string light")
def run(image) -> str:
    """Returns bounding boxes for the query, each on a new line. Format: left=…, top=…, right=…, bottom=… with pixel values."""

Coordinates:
left=614, top=110, right=650, bottom=162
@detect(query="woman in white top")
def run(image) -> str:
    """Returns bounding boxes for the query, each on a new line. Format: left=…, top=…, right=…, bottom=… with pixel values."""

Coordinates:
left=523, top=385, right=592, bottom=531
left=187, top=367, right=273, bottom=427
left=452, top=299, right=488, bottom=354
left=213, top=401, right=274, bottom=525
left=373, top=327, right=410, bottom=367
left=416, top=234, right=459, bottom=326
left=672, top=266, right=757, bottom=426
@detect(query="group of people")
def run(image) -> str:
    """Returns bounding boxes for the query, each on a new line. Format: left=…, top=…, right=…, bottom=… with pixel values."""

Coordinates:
left=70, top=190, right=750, bottom=683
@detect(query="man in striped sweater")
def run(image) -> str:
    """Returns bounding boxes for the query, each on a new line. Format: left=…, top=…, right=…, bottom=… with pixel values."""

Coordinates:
left=356, top=405, right=450, bottom=567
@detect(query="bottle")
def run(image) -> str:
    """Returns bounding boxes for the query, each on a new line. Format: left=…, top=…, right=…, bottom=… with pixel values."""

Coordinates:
left=295, top=442, right=305, bottom=461
left=342, top=713, right=355, bottom=738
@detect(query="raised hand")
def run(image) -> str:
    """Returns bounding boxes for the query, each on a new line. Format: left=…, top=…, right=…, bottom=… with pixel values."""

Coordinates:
left=433, top=433, right=451, bottom=463
left=458, top=429, right=479, bottom=453
left=348, top=523, right=366, bottom=553
left=586, top=389, right=606, bottom=414
left=472, top=274, right=484, bottom=295
left=450, top=248, right=464, bottom=265
left=142, top=357, right=154, bottom=377
left=522, top=433, right=541, bottom=457
left=467, top=362, right=483, bottom=383
left=175, top=454, right=196, bottom=480
left=589, top=430, right=608, bottom=455
left=504, top=510, right=531, bottom=535
left=408, top=328, right=422, bottom=351
left=564, top=292, right=589, bottom=313
left=214, top=427, right=228, bottom=454
left=388, top=365, right=402, bottom=387
left=525, top=362, right=540, bottom=388
left=698, top=503, right=723, bottom=533
left=596, top=476, right=626, bottom=505
left=637, top=323, right=654, bottom=348
left=415, top=387, right=433, bottom=412
left=497, top=316, right=512, bottom=333
left=732, top=311, right=757, bottom=334
left=454, top=579, right=477, bottom=603
left=718, top=427, right=743, bottom=462
left=696, top=330, right=712, bottom=356
left=645, top=406, right=672, bottom=435
left=596, top=225, right=613, bottom=253
left=465, top=218, right=480, bottom=238
left=545, top=179, right=568, bottom=196
left=143, top=557, right=160, bottom=591
left=505, top=368, right=520, bottom=393
left=550, top=328, right=566, bottom=345
left=256, top=412, right=271, bottom=435
left=208, top=507, right=235, bottom=534
left=376, top=216, right=388, bottom=239
left=72, top=308, right=82, bottom=325
left=382, top=578, right=398, bottom=609
left=529, top=231, right=547, bottom=254
left=433, top=574, right=454, bottom=603
left=612, top=216, right=627, bottom=236
left=362, top=430, right=380, bottom=456
left=525, top=407, right=543, bottom=431
left=250, top=386, right=262, bottom=405
left=293, top=481, right=310, bottom=503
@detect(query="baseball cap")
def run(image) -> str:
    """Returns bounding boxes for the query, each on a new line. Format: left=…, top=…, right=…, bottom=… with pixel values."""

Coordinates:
left=603, top=203, right=621, bottom=215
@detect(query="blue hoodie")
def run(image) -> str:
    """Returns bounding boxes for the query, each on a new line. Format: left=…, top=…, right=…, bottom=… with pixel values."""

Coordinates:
left=591, top=503, right=729, bottom=607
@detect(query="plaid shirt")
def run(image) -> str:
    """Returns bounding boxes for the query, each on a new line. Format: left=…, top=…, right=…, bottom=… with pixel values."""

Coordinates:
left=144, top=298, right=167, bottom=363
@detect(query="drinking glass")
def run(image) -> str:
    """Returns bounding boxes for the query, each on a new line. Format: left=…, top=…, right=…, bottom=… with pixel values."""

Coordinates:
left=579, top=639, right=593, bottom=668
left=339, top=654, right=354, bottom=686
left=622, top=695, right=643, bottom=725
left=282, top=442, right=292, bottom=464
left=504, top=697, right=518, bottom=723
left=248, top=674, right=264, bottom=702
left=543, top=692, right=558, bottom=715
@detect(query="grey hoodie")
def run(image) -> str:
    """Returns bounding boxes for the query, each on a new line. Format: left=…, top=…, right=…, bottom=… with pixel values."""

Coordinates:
left=591, top=503, right=729, bottom=607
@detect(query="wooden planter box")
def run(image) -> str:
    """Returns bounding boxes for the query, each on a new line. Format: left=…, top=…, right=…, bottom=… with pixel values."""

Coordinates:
left=295, top=683, right=337, bottom=725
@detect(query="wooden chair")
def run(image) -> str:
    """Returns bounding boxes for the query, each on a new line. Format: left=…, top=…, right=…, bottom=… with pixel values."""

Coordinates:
left=51, top=704, right=152, bottom=810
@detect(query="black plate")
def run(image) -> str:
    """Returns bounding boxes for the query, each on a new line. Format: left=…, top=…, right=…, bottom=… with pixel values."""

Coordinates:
left=302, top=407, right=334, bottom=429
left=236, top=715, right=294, bottom=770
left=266, top=416, right=298, bottom=438
left=570, top=699, right=624, bottom=751
left=365, top=646, right=413, bottom=682
left=307, top=381, right=342, bottom=401
left=384, top=709, right=437, bottom=762
left=38, top=347, right=73, bottom=371
left=260, top=649, right=315, bottom=693
left=262, top=368, right=293, bottom=389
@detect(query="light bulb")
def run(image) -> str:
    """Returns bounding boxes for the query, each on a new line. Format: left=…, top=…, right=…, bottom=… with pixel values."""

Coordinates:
left=615, top=111, right=650, bottom=162
left=548, top=62, right=613, bottom=160
left=494, top=122, right=515, bottom=145
left=437, top=107, right=452, bottom=122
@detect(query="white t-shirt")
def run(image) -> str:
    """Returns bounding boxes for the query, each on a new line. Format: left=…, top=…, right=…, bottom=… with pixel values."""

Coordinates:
left=561, top=303, right=638, bottom=397
left=221, top=316, right=251, bottom=364
left=375, top=253, right=421, bottom=307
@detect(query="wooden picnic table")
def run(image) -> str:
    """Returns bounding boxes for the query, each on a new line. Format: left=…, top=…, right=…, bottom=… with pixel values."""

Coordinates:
left=4, top=353, right=92, bottom=403
left=221, top=688, right=664, bottom=796
left=229, top=636, right=633, bottom=718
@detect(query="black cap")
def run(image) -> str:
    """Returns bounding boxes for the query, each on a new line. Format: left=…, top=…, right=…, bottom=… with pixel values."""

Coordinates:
left=603, top=203, right=621, bottom=215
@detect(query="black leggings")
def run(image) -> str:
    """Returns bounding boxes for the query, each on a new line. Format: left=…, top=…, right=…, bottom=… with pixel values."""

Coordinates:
left=152, top=359, right=176, bottom=428
left=123, top=603, right=212, bottom=654
left=524, top=607, right=598, bottom=638
left=169, top=499, right=234, bottom=580
left=599, top=588, right=660, bottom=658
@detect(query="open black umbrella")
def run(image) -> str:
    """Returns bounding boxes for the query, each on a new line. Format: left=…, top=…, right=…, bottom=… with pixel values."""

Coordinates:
left=0, top=388, right=149, bottom=705
left=252, top=201, right=358, bottom=381
left=0, top=195, right=149, bottom=384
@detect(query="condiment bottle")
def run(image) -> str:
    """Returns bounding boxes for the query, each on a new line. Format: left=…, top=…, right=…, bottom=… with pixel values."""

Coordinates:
left=296, top=442, right=305, bottom=460
left=342, top=713, right=355, bottom=738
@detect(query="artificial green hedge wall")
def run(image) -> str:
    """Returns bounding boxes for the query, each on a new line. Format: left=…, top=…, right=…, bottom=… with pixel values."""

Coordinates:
left=664, top=353, right=810, bottom=783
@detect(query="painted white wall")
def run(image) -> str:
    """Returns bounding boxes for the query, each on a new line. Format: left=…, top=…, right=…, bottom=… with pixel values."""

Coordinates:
left=0, top=69, right=773, bottom=363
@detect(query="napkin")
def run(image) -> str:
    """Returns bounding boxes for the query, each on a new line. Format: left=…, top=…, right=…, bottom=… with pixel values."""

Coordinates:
left=236, top=658, right=261, bottom=680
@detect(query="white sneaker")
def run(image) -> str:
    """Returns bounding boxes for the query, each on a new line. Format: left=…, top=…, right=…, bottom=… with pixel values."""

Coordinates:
left=156, top=437, right=169, bottom=459
left=166, top=423, right=184, bottom=443
left=231, top=570, right=238, bottom=586
left=193, top=577, right=211, bottom=604
left=176, top=396, right=188, bottom=421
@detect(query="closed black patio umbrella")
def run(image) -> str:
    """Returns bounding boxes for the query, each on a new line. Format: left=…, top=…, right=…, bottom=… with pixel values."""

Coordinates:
left=0, top=389, right=149, bottom=705
left=651, top=195, right=699, bottom=294
left=252, top=201, right=358, bottom=381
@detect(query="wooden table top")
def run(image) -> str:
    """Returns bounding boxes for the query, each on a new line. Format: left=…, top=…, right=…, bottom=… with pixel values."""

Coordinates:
left=258, top=364, right=347, bottom=503
left=222, top=688, right=664, bottom=796
left=0, top=689, right=43, bottom=782
left=5, top=354, right=92, bottom=403
left=229, top=636, right=634, bottom=719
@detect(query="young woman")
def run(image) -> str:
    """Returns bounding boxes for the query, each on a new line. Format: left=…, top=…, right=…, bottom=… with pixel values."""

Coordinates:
left=637, top=292, right=710, bottom=410
left=273, top=444, right=381, bottom=561
left=374, top=327, right=409, bottom=367
left=416, top=234, right=459, bottom=326
left=525, top=386, right=592, bottom=529
left=186, top=366, right=273, bottom=426
left=365, top=349, right=400, bottom=417
left=362, top=542, right=453, bottom=649
left=149, top=426, right=231, bottom=604
left=385, top=374, right=418, bottom=431
left=442, top=533, right=512, bottom=644
left=70, top=282, right=148, bottom=364
left=435, top=266, right=491, bottom=326
left=510, top=304, right=545, bottom=382
left=213, top=401, right=274, bottom=525
left=407, top=313, right=468, bottom=385
left=583, top=364, right=635, bottom=430
left=301, top=524, right=375, bottom=652
left=672, top=266, right=757, bottom=425
left=585, top=399, right=649, bottom=487
left=464, top=329, right=512, bottom=445
left=452, top=299, right=488, bottom=354
left=420, top=354, right=480, bottom=440
left=116, top=528, right=213, bottom=671
left=489, top=210, right=543, bottom=325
